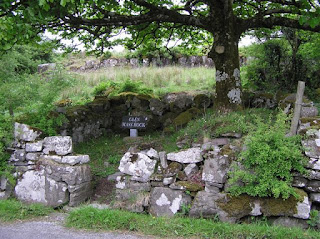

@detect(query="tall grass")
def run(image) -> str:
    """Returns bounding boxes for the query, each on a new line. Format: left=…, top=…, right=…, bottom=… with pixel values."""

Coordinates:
left=61, top=66, right=215, bottom=104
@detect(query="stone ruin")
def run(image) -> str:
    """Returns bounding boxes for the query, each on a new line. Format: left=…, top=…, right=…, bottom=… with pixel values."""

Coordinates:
left=70, top=56, right=214, bottom=72
left=0, top=123, right=92, bottom=207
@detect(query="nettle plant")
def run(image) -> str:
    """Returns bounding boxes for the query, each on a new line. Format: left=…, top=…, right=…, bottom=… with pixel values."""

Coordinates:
left=229, top=111, right=307, bottom=199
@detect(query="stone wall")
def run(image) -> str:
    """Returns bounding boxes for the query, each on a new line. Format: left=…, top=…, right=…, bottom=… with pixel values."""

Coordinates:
left=111, top=122, right=320, bottom=228
left=0, top=123, right=92, bottom=207
left=57, top=92, right=213, bottom=143
left=70, top=56, right=214, bottom=72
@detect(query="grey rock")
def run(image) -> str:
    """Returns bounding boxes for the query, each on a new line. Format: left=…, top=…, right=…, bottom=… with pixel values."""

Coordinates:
left=14, top=123, right=42, bottom=142
left=42, top=155, right=63, bottom=164
left=184, top=163, right=199, bottom=177
left=68, top=182, right=92, bottom=206
left=0, top=176, right=13, bottom=200
left=167, top=148, right=203, bottom=164
left=26, top=153, right=41, bottom=161
left=202, top=156, right=231, bottom=185
left=221, top=132, right=242, bottom=138
left=145, top=148, right=159, bottom=159
left=45, top=177, right=69, bottom=207
left=43, top=136, right=73, bottom=156
left=302, top=140, right=320, bottom=159
left=307, top=158, right=320, bottom=170
left=151, top=181, right=165, bottom=187
left=162, top=92, right=193, bottom=112
left=119, top=152, right=157, bottom=180
left=306, top=180, right=320, bottom=192
left=89, top=203, right=110, bottom=210
left=293, top=195, right=311, bottom=219
left=14, top=170, right=47, bottom=204
left=169, top=183, right=186, bottom=190
left=163, top=177, right=175, bottom=186
left=301, top=107, right=318, bottom=118
left=149, top=187, right=191, bottom=217
left=249, top=201, right=262, bottom=216
left=10, top=149, right=26, bottom=162
left=272, top=217, right=308, bottom=229
left=292, top=177, right=308, bottom=188
left=26, top=141, right=43, bottom=152
left=115, top=175, right=130, bottom=190
left=310, top=193, right=320, bottom=203
left=0, top=176, right=7, bottom=191
left=159, top=151, right=168, bottom=169
left=129, top=181, right=151, bottom=192
left=189, top=191, right=236, bottom=222
left=204, top=139, right=230, bottom=148
left=43, top=160, right=92, bottom=186
left=149, top=99, right=167, bottom=116
left=61, top=155, right=90, bottom=165
left=107, top=172, right=125, bottom=181
left=307, top=171, right=320, bottom=181
left=113, top=189, right=150, bottom=213
left=205, top=183, right=220, bottom=193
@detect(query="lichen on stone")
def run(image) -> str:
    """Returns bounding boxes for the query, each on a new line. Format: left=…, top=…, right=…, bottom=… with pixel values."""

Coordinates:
left=227, top=88, right=241, bottom=104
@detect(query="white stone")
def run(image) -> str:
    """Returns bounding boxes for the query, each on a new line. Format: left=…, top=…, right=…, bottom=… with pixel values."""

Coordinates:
left=163, top=177, right=174, bottom=186
left=26, top=153, right=41, bottom=161
left=146, top=148, right=159, bottom=159
left=293, top=196, right=311, bottom=219
left=61, top=155, right=90, bottom=165
left=184, top=163, right=198, bottom=177
left=249, top=201, right=262, bottom=216
left=14, top=170, right=47, bottom=204
left=156, top=193, right=171, bottom=206
left=119, top=152, right=157, bottom=180
left=167, top=148, right=203, bottom=164
left=316, top=139, right=320, bottom=147
left=310, top=193, right=320, bottom=203
left=26, top=141, right=43, bottom=152
left=14, top=123, right=42, bottom=142
left=159, top=151, right=168, bottom=169
left=42, top=155, right=63, bottom=164
left=43, top=136, right=73, bottom=156
left=227, top=88, right=241, bottom=104
left=307, top=158, right=320, bottom=170
left=169, top=195, right=182, bottom=214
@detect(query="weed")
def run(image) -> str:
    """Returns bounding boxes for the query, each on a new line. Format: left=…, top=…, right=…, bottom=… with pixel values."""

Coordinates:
left=308, top=210, right=320, bottom=228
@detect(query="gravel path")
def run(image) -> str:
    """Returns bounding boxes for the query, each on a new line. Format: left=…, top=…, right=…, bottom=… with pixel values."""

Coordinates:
left=0, top=213, right=154, bottom=239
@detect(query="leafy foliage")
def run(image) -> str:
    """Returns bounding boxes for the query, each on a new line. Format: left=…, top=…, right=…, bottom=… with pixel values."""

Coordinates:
left=229, top=112, right=307, bottom=199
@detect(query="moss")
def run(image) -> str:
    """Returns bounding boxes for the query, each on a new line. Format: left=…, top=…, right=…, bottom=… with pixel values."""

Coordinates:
left=173, top=108, right=201, bottom=127
left=55, top=99, right=72, bottom=107
left=193, top=94, right=211, bottom=109
left=260, top=188, right=306, bottom=217
left=176, top=181, right=204, bottom=192
left=220, top=144, right=234, bottom=157
left=300, top=117, right=320, bottom=126
left=150, top=174, right=164, bottom=182
left=177, top=171, right=188, bottom=181
left=217, top=194, right=254, bottom=218
left=166, top=162, right=183, bottom=176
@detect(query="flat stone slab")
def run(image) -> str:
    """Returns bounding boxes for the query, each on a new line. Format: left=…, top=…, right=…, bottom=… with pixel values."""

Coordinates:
left=43, top=136, right=73, bottom=156
left=167, top=148, right=203, bottom=164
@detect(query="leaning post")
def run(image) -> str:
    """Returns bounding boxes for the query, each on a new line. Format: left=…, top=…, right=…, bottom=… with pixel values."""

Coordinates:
left=289, top=81, right=305, bottom=136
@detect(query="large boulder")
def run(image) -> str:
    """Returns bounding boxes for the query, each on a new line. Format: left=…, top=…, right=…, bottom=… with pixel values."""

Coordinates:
left=149, top=187, right=191, bottom=217
left=167, top=148, right=203, bottom=164
left=118, top=152, right=157, bottom=181
left=113, top=189, right=150, bottom=213
left=162, top=92, right=193, bottom=113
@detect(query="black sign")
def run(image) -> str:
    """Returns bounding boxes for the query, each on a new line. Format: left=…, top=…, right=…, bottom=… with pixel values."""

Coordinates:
left=121, top=116, right=148, bottom=129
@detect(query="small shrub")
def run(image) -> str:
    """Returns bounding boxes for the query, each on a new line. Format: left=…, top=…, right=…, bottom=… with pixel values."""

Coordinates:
left=308, top=210, right=320, bottom=228
left=229, top=111, right=307, bottom=199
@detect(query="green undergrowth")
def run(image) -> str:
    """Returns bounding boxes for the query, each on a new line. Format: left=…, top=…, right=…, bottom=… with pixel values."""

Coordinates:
left=0, top=199, right=54, bottom=221
left=66, top=206, right=320, bottom=239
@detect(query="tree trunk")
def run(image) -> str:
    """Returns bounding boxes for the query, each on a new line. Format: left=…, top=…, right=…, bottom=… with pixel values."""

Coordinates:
left=208, top=0, right=242, bottom=112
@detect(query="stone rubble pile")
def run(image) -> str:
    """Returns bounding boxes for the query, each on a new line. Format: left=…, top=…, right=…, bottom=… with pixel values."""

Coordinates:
left=113, top=129, right=320, bottom=226
left=0, top=123, right=92, bottom=207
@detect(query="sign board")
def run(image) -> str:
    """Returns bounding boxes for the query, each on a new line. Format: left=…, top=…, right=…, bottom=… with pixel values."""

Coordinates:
left=121, top=116, right=148, bottom=129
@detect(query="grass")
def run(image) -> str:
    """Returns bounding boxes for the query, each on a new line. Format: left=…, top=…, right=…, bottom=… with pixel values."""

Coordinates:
left=0, top=199, right=54, bottom=222
left=60, top=66, right=215, bottom=105
left=66, top=206, right=320, bottom=239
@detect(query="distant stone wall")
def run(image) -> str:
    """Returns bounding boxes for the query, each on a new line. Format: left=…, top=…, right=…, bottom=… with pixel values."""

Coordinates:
left=70, top=56, right=214, bottom=71
left=57, top=92, right=213, bottom=143
left=0, top=123, right=92, bottom=207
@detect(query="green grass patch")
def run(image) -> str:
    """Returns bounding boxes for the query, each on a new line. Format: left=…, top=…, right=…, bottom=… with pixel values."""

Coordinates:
left=0, top=199, right=54, bottom=222
left=66, top=206, right=320, bottom=239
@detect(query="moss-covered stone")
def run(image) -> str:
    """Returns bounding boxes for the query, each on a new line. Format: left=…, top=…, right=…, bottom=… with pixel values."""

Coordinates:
left=217, top=194, right=254, bottom=218
left=173, top=108, right=201, bottom=127
left=165, top=162, right=183, bottom=176
left=177, top=171, right=188, bottom=181
left=300, top=117, right=320, bottom=126
left=260, top=189, right=306, bottom=217
left=150, top=174, right=164, bottom=182
left=176, top=181, right=204, bottom=192
left=193, top=94, right=211, bottom=109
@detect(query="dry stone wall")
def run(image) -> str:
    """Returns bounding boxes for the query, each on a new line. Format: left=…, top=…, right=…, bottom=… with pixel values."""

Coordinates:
left=111, top=126, right=320, bottom=227
left=0, top=123, right=92, bottom=207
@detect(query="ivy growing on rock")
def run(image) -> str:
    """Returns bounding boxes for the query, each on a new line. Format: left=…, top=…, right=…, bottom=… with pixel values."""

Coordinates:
left=229, top=112, right=307, bottom=199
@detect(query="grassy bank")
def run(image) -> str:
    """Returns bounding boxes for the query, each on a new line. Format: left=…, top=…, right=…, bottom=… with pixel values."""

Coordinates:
left=66, top=206, right=320, bottom=239
left=0, top=199, right=53, bottom=222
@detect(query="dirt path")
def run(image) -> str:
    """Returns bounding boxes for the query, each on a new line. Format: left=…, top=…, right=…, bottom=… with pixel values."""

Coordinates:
left=0, top=213, right=154, bottom=239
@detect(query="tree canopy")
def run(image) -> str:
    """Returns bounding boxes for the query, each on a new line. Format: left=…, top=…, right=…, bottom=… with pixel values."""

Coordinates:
left=1, top=0, right=320, bottom=110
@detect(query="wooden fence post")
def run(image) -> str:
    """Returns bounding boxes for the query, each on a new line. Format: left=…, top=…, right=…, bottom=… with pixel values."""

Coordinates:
left=289, top=81, right=305, bottom=136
